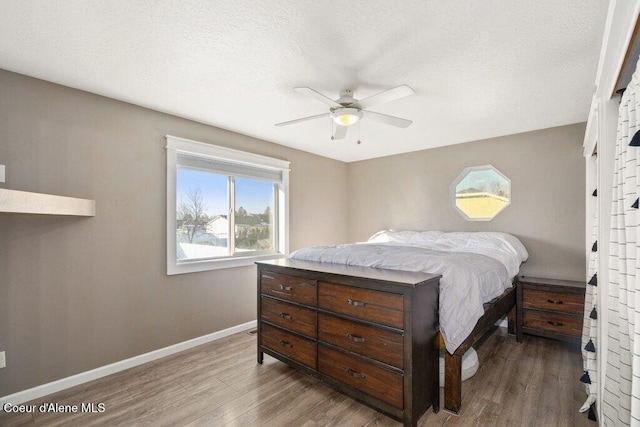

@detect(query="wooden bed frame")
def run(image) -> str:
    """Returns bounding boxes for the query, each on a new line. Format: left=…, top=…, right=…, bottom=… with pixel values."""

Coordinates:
left=439, top=284, right=517, bottom=414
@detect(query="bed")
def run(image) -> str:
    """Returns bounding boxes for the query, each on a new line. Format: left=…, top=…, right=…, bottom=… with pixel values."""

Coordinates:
left=288, top=230, right=529, bottom=414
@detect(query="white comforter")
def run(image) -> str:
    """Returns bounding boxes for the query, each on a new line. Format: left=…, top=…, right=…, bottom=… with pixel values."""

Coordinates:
left=289, top=230, right=528, bottom=354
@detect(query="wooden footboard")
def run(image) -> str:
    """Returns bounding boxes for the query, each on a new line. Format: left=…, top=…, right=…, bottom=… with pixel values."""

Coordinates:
left=441, top=285, right=518, bottom=414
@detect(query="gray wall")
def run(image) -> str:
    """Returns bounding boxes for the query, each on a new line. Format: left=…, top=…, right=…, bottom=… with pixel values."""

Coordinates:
left=348, top=123, right=586, bottom=281
left=0, top=70, right=349, bottom=396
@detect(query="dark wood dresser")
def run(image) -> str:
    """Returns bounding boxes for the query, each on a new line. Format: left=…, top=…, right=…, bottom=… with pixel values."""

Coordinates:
left=516, top=276, right=585, bottom=344
left=257, top=259, right=441, bottom=427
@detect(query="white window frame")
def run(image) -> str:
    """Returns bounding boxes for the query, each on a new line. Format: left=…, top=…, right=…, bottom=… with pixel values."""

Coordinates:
left=450, top=164, right=511, bottom=221
left=166, top=135, right=289, bottom=275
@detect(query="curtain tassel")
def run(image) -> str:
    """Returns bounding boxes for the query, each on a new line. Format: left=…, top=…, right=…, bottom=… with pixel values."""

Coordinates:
left=633, top=198, right=639, bottom=209
left=590, top=306, right=598, bottom=320
left=630, top=130, right=640, bottom=146
left=588, top=273, right=597, bottom=286
left=584, top=339, right=596, bottom=352
left=591, top=241, right=597, bottom=252
left=592, top=189, right=597, bottom=197
left=588, top=403, right=597, bottom=421
left=580, top=371, right=591, bottom=384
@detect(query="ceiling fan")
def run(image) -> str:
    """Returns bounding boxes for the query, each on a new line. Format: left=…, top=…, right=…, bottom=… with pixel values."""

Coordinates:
left=275, top=85, right=414, bottom=140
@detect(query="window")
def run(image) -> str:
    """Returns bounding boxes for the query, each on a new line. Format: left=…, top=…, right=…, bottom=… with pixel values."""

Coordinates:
left=166, top=135, right=289, bottom=274
left=451, top=165, right=510, bottom=221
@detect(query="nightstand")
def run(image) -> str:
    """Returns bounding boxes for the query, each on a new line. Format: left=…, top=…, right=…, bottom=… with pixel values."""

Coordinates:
left=516, top=276, right=586, bottom=344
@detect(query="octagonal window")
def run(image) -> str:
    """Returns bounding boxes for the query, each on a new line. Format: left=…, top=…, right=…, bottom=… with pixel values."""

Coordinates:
left=451, top=165, right=510, bottom=221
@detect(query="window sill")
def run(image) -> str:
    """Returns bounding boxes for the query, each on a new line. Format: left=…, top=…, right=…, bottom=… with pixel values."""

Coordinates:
left=167, top=253, right=286, bottom=275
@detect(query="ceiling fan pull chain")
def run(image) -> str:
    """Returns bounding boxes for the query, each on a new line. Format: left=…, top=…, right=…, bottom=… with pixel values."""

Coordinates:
left=330, top=117, right=335, bottom=140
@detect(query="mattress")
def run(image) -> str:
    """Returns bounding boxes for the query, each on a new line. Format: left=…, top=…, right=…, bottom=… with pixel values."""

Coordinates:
left=289, top=230, right=528, bottom=353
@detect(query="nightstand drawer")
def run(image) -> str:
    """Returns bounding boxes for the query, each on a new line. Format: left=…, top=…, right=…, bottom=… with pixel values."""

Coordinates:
left=522, top=289, right=584, bottom=314
left=261, top=272, right=316, bottom=306
left=523, top=309, right=582, bottom=337
left=318, top=313, right=404, bottom=369
left=318, top=281, right=403, bottom=329
left=319, top=344, right=403, bottom=409
left=261, top=323, right=316, bottom=369
left=261, top=297, right=317, bottom=338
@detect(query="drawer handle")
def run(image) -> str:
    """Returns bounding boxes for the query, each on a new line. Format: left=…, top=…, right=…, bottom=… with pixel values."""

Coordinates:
left=279, top=312, right=293, bottom=320
left=547, top=320, right=564, bottom=327
left=346, top=368, right=366, bottom=379
left=262, top=274, right=275, bottom=280
left=279, top=340, right=292, bottom=348
left=347, top=299, right=366, bottom=307
left=347, top=334, right=366, bottom=343
left=547, top=299, right=564, bottom=305
left=279, top=284, right=292, bottom=291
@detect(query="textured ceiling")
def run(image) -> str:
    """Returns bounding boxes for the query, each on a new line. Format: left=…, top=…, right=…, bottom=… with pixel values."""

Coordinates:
left=0, top=1, right=607, bottom=162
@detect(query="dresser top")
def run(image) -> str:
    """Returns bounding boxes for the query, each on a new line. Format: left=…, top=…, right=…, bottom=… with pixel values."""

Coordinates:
left=257, top=258, right=441, bottom=288
left=518, top=276, right=585, bottom=289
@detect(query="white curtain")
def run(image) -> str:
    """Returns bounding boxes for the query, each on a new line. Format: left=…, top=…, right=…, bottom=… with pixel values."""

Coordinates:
left=603, top=56, right=640, bottom=426
left=581, top=200, right=598, bottom=416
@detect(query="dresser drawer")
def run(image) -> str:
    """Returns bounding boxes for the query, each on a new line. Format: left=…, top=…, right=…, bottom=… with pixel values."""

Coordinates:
left=522, top=289, right=584, bottom=314
left=261, top=272, right=316, bottom=306
left=318, top=313, right=403, bottom=369
left=261, top=297, right=317, bottom=338
left=261, top=323, right=317, bottom=369
left=523, top=309, right=582, bottom=337
left=318, top=282, right=403, bottom=329
left=319, top=344, right=403, bottom=408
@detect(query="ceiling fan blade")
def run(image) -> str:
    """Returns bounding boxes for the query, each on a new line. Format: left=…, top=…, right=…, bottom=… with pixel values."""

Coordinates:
left=275, top=113, right=329, bottom=127
left=356, top=85, right=414, bottom=110
left=333, top=124, right=348, bottom=140
left=364, top=111, right=413, bottom=128
left=294, top=87, right=342, bottom=108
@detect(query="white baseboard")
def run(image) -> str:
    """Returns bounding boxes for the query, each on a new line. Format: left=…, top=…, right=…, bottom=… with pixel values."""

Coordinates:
left=0, top=320, right=257, bottom=406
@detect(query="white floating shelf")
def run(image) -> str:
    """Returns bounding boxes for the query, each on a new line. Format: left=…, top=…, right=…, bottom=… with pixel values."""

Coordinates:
left=0, top=188, right=95, bottom=216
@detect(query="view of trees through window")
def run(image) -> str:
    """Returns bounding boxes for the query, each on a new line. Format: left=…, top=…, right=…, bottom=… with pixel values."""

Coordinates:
left=176, top=169, right=274, bottom=261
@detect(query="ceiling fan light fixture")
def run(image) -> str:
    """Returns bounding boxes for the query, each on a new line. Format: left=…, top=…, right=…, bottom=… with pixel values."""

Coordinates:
left=331, top=108, right=362, bottom=127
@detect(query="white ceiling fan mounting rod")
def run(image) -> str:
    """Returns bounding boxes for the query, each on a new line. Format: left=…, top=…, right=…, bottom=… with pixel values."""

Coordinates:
left=336, top=89, right=356, bottom=107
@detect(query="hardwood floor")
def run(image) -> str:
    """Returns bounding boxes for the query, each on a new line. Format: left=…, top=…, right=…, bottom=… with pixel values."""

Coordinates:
left=0, top=327, right=591, bottom=426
